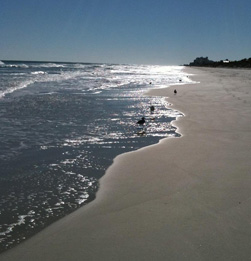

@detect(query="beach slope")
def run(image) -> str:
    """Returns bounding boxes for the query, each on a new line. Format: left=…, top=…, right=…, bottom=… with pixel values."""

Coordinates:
left=1, top=67, right=251, bottom=260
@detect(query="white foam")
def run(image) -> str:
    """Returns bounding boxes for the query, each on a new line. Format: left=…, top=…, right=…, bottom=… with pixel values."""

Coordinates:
left=0, top=211, right=35, bottom=237
left=4, top=63, right=29, bottom=68
left=31, top=71, right=47, bottom=75
left=29, top=63, right=65, bottom=68
left=0, top=69, right=88, bottom=98
left=0, top=79, right=35, bottom=98
left=76, top=194, right=89, bottom=205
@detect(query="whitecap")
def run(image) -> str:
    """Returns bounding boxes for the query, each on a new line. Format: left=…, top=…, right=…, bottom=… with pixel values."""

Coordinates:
left=33, top=63, right=65, bottom=68
left=31, top=71, right=47, bottom=75
left=0, top=79, right=35, bottom=98
left=5, top=64, right=29, bottom=68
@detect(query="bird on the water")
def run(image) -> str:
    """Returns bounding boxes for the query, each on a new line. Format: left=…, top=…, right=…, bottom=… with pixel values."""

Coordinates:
left=137, top=117, right=145, bottom=125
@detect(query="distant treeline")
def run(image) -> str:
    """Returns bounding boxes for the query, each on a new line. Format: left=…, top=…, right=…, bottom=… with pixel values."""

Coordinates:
left=186, top=57, right=251, bottom=68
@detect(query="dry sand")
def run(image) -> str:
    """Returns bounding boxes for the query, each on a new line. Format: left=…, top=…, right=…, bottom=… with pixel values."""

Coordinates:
left=1, top=67, right=251, bottom=261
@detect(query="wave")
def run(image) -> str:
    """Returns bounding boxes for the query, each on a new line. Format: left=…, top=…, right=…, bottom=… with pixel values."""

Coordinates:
left=0, top=61, right=66, bottom=69
left=0, top=210, right=36, bottom=238
left=31, top=63, right=65, bottom=68
left=0, top=69, right=88, bottom=98
left=0, top=63, right=191, bottom=99
left=0, top=61, right=103, bottom=70
left=72, top=63, right=88, bottom=69
left=31, top=71, right=47, bottom=75
left=0, top=79, right=35, bottom=98
left=0, top=63, right=29, bottom=68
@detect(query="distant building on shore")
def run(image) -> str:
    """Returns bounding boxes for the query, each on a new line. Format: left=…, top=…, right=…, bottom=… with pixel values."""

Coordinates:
left=189, top=57, right=214, bottom=66
left=185, top=57, right=251, bottom=68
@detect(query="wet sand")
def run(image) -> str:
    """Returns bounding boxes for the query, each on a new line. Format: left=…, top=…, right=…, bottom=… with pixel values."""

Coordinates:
left=1, top=67, right=251, bottom=260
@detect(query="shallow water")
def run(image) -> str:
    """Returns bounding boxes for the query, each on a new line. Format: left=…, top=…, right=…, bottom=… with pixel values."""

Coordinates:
left=0, top=61, right=193, bottom=252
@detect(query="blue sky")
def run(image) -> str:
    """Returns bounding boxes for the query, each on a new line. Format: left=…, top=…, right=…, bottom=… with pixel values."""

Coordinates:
left=1, top=0, right=250, bottom=65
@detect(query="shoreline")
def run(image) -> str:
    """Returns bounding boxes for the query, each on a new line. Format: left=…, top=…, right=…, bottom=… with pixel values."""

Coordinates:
left=1, top=67, right=251, bottom=260
left=0, top=63, right=184, bottom=253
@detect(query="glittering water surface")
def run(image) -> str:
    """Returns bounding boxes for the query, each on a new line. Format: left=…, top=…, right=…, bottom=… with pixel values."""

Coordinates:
left=0, top=61, right=193, bottom=251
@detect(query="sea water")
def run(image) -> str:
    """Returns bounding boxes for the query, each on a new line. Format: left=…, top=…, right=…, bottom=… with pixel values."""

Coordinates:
left=0, top=60, right=193, bottom=252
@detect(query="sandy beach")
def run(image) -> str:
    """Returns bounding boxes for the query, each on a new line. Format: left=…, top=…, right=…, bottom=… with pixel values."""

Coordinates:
left=1, top=67, right=251, bottom=261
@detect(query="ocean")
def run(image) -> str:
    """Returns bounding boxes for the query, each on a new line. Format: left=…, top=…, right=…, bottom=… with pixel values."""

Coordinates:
left=0, top=60, right=193, bottom=252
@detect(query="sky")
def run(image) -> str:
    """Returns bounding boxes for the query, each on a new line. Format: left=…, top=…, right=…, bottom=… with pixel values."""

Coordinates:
left=0, top=0, right=250, bottom=65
